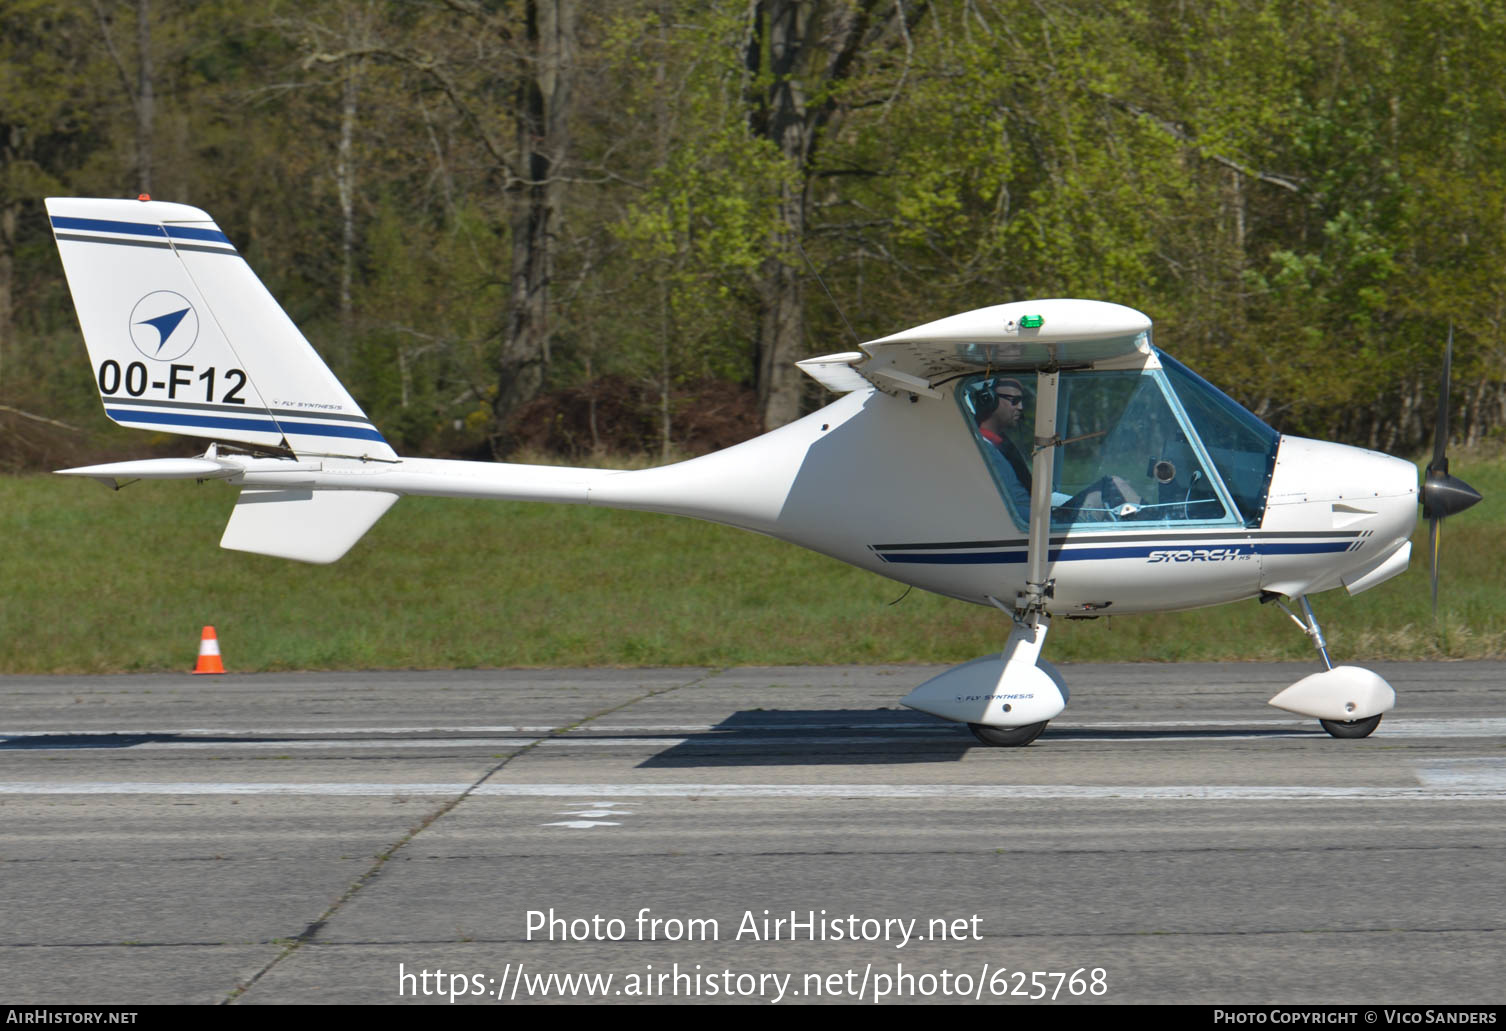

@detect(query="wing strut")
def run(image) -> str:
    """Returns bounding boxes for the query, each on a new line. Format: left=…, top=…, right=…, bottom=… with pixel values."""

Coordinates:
left=1019, top=369, right=1060, bottom=619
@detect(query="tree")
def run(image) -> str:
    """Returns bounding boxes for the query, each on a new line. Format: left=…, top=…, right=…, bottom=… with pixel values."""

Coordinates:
left=89, top=0, right=155, bottom=195
left=491, top=0, right=577, bottom=451
left=0, top=0, right=112, bottom=395
left=603, top=2, right=786, bottom=457
left=742, top=0, right=928, bottom=430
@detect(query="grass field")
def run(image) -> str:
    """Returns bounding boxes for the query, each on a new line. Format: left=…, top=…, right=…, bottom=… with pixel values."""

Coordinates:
left=2, top=453, right=1501, bottom=673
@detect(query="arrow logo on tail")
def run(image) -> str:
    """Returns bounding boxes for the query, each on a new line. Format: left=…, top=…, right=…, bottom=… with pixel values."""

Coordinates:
left=136, top=308, right=191, bottom=353
left=127, top=291, right=199, bottom=361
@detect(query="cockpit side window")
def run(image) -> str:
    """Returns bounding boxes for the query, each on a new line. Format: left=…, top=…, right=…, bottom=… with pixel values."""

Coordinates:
left=1048, top=371, right=1234, bottom=528
left=959, top=369, right=1242, bottom=531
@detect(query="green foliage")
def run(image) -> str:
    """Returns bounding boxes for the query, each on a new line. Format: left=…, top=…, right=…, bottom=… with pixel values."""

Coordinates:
left=340, top=198, right=501, bottom=452
left=613, top=124, right=789, bottom=381
left=7, top=0, right=1506, bottom=467
left=595, top=4, right=793, bottom=451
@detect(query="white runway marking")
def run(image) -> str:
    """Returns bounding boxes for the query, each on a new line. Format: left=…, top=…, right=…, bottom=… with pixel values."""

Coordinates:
left=0, top=782, right=471, bottom=795
left=1368, top=718, right=1506, bottom=738
left=1414, top=758, right=1506, bottom=788
left=0, top=723, right=941, bottom=736
left=0, top=726, right=544, bottom=736
left=1, top=780, right=1505, bottom=800
left=5, top=738, right=542, bottom=752
left=539, top=820, right=620, bottom=829
left=1050, top=717, right=1506, bottom=738
left=553, top=807, right=632, bottom=817
left=0, top=734, right=952, bottom=753
left=475, top=783, right=1506, bottom=801
left=543, top=800, right=634, bottom=830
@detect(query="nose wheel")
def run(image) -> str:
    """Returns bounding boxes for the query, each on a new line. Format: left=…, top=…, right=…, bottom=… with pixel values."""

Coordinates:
left=1319, top=714, right=1383, bottom=739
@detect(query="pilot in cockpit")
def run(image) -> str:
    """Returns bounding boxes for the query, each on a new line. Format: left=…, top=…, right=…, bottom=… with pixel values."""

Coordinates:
left=972, top=377, right=1034, bottom=515
left=972, top=375, right=1142, bottom=524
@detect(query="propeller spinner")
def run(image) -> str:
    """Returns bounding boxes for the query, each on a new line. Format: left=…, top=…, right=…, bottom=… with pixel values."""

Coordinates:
left=1422, top=327, right=1484, bottom=606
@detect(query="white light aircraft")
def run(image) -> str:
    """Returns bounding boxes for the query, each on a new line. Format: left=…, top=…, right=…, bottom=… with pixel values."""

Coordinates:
left=45, top=196, right=1482, bottom=745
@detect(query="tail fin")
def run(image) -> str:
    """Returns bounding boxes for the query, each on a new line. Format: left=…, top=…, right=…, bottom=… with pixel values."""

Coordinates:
left=46, top=197, right=395, bottom=461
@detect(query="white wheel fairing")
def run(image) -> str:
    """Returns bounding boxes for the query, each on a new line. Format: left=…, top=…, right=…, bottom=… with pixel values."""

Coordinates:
left=1267, top=666, right=1396, bottom=722
left=901, top=655, right=1068, bottom=727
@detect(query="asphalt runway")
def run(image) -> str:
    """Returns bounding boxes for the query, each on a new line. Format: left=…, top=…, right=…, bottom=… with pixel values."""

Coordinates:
left=2, top=662, right=1504, bottom=1006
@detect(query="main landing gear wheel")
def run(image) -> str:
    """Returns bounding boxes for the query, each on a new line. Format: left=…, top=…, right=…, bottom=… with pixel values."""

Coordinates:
left=968, top=721, right=1049, bottom=747
left=1319, top=714, right=1382, bottom=739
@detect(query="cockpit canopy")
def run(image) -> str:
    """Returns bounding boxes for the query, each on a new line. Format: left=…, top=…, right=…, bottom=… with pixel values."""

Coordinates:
left=960, top=352, right=1279, bottom=531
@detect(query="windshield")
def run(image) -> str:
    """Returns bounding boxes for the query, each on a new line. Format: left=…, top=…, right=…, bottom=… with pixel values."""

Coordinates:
left=1157, top=352, right=1279, bottom=527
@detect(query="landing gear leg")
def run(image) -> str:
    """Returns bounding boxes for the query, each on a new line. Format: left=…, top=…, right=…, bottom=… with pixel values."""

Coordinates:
left=1274, top=594, right=1333, bottom=670
left=1266, top=594, right=1389, bottom=739
left=1300, top=596, right=1334, bottom=670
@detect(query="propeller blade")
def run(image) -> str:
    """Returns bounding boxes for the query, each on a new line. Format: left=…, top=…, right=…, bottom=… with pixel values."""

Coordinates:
left=1429, top=517, right=1440, bottom=611
left=1419, top=323, right=1482, bottom=614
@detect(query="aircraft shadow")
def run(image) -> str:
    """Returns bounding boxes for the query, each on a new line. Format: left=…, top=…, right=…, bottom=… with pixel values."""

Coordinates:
left=634, top=711, right=1316, bottom=768
left=0, top=733, right=250, bottom=751
left=635, top=709, right=973, bottom=767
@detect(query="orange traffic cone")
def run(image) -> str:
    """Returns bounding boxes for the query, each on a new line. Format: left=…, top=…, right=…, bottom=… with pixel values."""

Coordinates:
left=193, top=625, right=225, bottom=674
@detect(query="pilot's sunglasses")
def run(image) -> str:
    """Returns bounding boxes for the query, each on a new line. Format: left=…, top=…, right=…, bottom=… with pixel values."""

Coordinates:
left=996, top=392, right=1023, bottom=404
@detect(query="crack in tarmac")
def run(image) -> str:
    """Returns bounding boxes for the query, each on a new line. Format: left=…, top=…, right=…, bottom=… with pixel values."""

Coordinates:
left=219, top=669, right=720, bottom=1005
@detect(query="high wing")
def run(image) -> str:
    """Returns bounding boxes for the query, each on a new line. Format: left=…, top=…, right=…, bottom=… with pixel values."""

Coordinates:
left=799, top=298, right=1153, bottom=396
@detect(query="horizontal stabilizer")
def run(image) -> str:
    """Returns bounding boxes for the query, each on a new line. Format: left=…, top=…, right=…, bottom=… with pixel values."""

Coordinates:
left=220, top=488, right=398, bottom=564
left=56, top=457, right=237, bottom=489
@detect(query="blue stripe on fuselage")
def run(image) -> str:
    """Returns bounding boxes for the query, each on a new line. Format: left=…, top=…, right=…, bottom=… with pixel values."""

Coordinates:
left=877, top=541, right=1351, bottom=564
